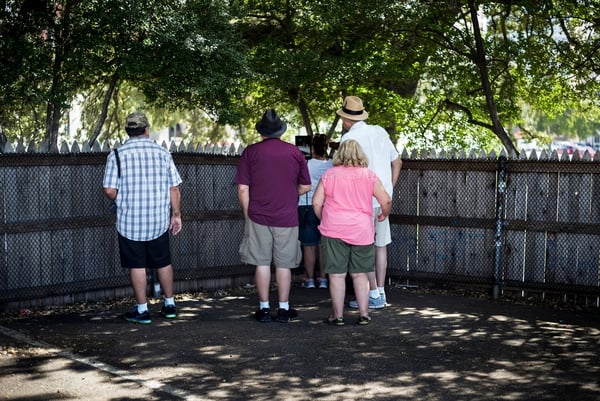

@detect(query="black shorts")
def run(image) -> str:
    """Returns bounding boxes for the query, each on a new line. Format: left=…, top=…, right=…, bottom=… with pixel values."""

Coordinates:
left=118, top=231, right=172, bottom=269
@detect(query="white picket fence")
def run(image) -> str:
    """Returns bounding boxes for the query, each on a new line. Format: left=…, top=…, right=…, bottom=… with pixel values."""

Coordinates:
left=4, top=137, right=600, bottom=162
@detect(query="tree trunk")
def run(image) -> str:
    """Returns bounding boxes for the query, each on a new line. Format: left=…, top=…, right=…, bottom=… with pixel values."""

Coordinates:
left=468, top=0, right=519, bottom=156
left=297, top=95, right=313, bottom=137
left=45, top=101, right=61, bottom=152
left=44, top=0, right=73, bottom=153
left=88, top=71, right=119, bottom=147
left=0, top=124, right=7, bottom=152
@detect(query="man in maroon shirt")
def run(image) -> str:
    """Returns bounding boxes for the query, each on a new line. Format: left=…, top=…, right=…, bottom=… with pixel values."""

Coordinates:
left=235, top=109, right=311, bottom=322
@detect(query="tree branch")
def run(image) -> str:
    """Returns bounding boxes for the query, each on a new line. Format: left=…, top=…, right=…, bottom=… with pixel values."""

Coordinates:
left=441, top=99, right=494, bottom=131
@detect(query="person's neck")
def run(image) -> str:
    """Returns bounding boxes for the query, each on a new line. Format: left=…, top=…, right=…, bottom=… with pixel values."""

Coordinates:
left=348, top=120, right=364, bottom=130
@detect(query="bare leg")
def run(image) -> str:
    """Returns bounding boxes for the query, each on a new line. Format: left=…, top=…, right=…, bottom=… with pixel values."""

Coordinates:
left=317, top=244, right=326, bottom=280
left=156, top=264, right=174, bottom=298
left=130, top=268, right=148, bottom=305
left=375, top=246, right=387, bottom=288
left=366, top=271, right=378, bottom=292
left=275, top=267, right=292, bottom=303
left=328, top=273, right=346, bottom=318
left=303, top=245, right=317, bottom=279
left=255, top=265, right=271, bottom=303
left=351, top=272, right=370, bottom=318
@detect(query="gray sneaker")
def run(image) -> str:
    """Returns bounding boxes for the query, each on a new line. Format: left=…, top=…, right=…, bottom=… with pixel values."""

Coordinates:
left=348, top=296, right=385, bottom=309
left=302, top=278, right=315, bottom=288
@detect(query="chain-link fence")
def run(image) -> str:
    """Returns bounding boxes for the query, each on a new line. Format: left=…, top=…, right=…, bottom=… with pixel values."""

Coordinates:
left=391, top=154, right=600, bottom=305
left=1, top=149, right=599, bottom=309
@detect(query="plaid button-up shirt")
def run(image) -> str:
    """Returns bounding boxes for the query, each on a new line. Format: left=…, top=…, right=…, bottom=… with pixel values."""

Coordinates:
left=103, top=137, right=182, bottom=241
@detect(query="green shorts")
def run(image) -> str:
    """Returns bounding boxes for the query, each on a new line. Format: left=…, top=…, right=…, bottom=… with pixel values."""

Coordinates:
left=239, top=218, right=302, bottom=268
left=321, top=236, right=375, bottom=274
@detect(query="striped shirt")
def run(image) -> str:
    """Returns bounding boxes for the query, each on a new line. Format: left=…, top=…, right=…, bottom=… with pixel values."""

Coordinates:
left=103, top=137, right=182, bottom=241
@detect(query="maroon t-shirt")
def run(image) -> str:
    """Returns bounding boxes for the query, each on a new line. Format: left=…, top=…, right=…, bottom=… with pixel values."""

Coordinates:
left=235, top=138, right=311, bottom=227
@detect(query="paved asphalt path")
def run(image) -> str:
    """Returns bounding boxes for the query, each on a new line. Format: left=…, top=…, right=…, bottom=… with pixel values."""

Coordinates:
left=1, top=284, right=600, bottom=401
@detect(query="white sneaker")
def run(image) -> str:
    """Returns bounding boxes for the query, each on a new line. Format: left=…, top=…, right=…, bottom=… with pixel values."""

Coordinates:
left=302, top=278, right=315, bottom=289
left=348, top=296, right=385, bottom=309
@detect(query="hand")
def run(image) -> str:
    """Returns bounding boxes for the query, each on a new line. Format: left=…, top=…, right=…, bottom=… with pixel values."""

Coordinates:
left=170, top=216, right=182, bottom=235
left=376, top=212, right=387, bottom=222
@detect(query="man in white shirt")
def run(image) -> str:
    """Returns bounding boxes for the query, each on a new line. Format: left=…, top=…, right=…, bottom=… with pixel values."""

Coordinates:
left=338, top=96, right=402, bottom=308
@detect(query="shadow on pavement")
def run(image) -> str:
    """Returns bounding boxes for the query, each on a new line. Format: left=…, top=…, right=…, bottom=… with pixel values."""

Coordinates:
left=1, top=286, right=600, bottom=401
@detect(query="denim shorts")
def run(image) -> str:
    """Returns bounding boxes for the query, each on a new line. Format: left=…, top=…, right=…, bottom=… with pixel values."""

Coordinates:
left=298, top=206, right=322, bottom=246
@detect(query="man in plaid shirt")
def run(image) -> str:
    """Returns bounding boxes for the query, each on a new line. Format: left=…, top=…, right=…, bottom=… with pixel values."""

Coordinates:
left=103, top=111, right=182, bottom=324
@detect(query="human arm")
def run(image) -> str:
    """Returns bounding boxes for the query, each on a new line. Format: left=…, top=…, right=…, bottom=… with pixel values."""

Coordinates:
left=373, top=179, right=392, bottom=221
left=298, top=184, right=311, bottom=195
left=391, top=157, right=402, bottom=187
left=103, top=187, right=117, bottom=200
left=169, top=186, right=182, bottom=235
left=237, top=184, right=250, bottom=218
left=311, top=180, right=325, bottom=220
left=297, top=155, right=312, bottom=195
left=102, top=152, right=118, bottom=200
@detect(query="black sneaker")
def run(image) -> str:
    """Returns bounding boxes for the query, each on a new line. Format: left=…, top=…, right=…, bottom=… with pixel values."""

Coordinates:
left=161, top=304, right=177, bottom=319
left=124, top=308, right=151, bottom=324
left=275, top=308, right=298, bottom=323
left=325, top=316, right=345, bottom=326
left=254, top=308, right=272, bottom=322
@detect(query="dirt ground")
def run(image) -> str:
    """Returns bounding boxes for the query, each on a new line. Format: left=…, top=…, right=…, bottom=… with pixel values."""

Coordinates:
left=1, top=283, right=600, bottom=401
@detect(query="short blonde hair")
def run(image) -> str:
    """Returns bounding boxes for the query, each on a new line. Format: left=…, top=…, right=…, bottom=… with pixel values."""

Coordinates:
left=333, top=139, right=369, bottom=167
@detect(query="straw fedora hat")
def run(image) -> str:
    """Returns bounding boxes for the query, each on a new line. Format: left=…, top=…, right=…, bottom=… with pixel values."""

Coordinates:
left=336, top=96, right=369, bottom=120
left=255, top=109, right=287, bottom=137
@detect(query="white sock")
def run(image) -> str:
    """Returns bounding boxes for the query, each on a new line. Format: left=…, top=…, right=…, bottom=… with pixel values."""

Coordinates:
left=137, top=303, right=148, bottom=313
left=279, top=301, right=289, bottom=310
left=369, top=290, right=380, bottom=299
left=164, top=297, right=175, bottom=306
left=378, top=287, right=386, bottom=297
left=259, top=301, right=270, bottom=310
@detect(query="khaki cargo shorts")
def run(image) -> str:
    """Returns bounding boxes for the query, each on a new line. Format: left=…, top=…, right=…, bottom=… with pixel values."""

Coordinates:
left=239, top=218, right=302, bottom=268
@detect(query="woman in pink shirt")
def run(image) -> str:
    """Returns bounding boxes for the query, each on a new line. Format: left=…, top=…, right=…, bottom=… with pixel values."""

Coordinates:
left=312, top=140, right=391, bottom=325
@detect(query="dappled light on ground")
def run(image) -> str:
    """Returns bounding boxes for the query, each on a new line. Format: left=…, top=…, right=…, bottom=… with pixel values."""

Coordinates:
left=1, top=289, right=599, bottom=400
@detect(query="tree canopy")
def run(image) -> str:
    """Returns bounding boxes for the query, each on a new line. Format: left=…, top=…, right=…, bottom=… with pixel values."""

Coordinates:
left=1, top=0, right=599, bottom=153
left=0, top=0, right=249, bottom=149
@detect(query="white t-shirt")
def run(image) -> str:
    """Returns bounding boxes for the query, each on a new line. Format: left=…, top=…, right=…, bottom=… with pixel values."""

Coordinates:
left=298, top=158, right=333, bottom=206
left=340, top=121, right=399, bottom=207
